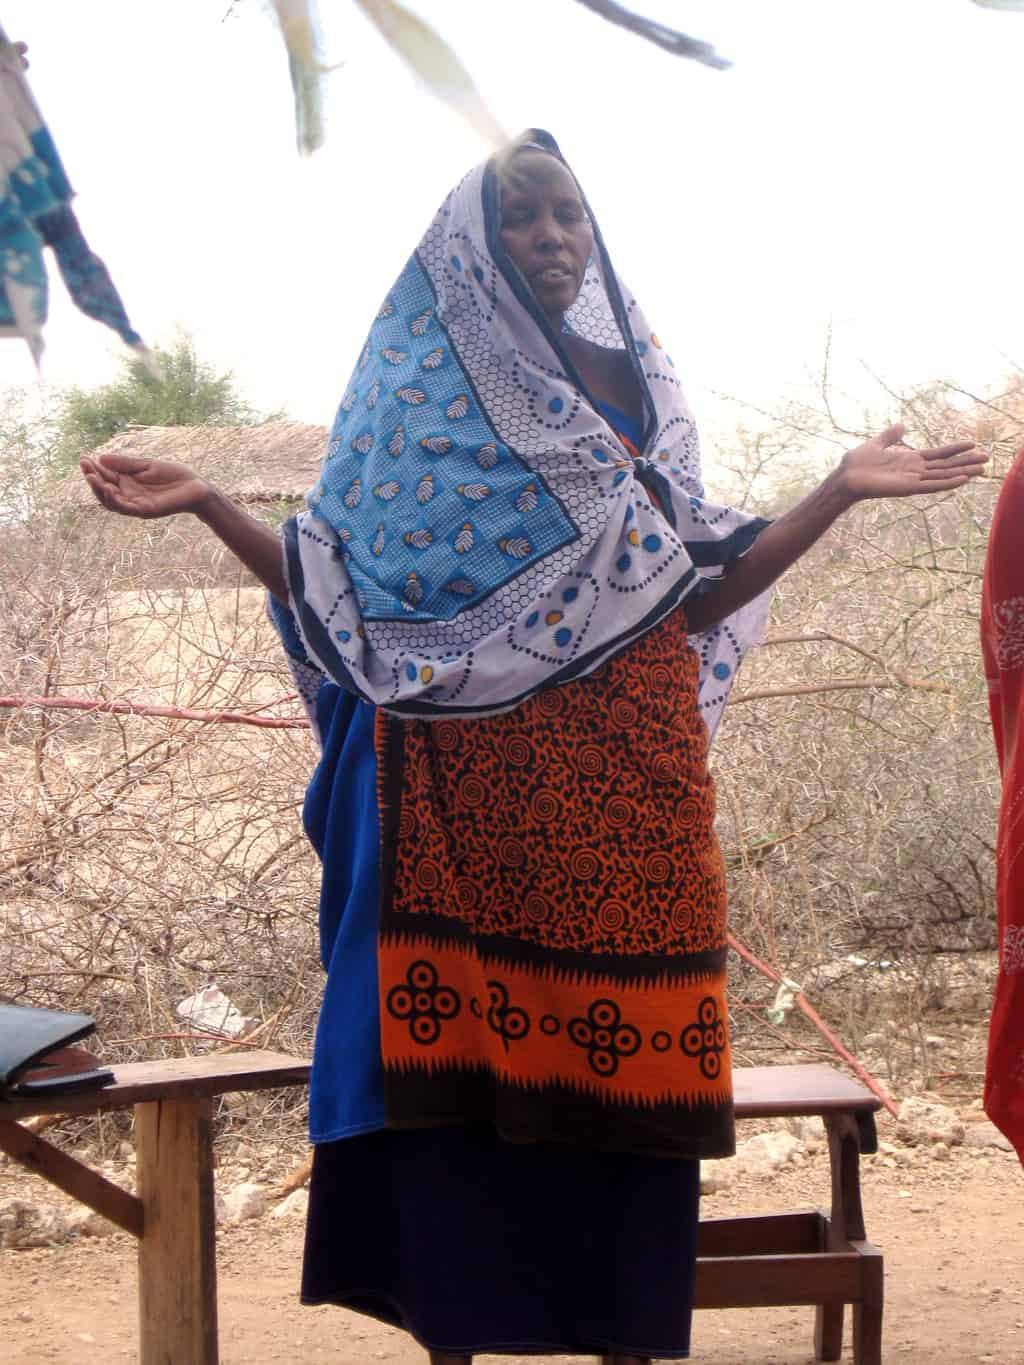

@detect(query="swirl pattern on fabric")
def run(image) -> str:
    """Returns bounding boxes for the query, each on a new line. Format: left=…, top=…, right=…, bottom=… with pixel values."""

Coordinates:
left=374, top=609, right=735, bottom=1158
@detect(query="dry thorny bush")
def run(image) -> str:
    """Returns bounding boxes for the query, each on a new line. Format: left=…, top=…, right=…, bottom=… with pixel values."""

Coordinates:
left=0, top=375, right=1018, bottom=1147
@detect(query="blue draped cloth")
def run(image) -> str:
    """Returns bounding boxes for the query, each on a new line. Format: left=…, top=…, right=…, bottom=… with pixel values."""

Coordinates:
left=302, top=684, right=387, bottom=1142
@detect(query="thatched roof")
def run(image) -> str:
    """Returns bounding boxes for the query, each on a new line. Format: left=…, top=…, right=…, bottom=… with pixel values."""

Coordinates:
left=58, top=422, right=328, bottom=509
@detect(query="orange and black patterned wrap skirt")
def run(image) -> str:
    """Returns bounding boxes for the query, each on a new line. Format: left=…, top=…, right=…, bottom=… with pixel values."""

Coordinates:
left=374, top=608, right=734, bottom=1159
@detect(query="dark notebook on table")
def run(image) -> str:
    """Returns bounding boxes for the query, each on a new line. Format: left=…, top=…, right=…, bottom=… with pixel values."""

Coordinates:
left=0, top=1003, right=115, bottom=1099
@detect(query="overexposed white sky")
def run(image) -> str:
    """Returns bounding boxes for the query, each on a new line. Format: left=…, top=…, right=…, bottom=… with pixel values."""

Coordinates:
left=1, top=0, right=1022, bottom=451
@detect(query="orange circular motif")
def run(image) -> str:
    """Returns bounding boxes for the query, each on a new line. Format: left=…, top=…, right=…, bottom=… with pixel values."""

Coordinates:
left=459, top=774, right=487, bottom=808
left=499, top=836, right=526, bottom=868
left=610, top=698, right=638, bottom=727
left=570, top=848, right=600, bottom=880
left=434, top=722, right=460, bottom=752
left=453, top=877, right=478, bottom=913
left=545, top=610, right=563, bottom=626
left=504, top=735, right=532, bottom=766
left=671, top=901, right=694, bottom=933
left=416, top=858, right=441, bottom=891
left=651, top=751, right=679, bottom=783
left=676, top=796, right=702, bottom=831
left=529, top=788, right=559, bottom=821
left=598, top=900, right=627, bottom=932
left=577, top=744, right=604, bottom=777
left=535, top=689, right=565, bottom=717
left=649, top=663, right=674, bottom=694
left=525, top=892, right=551, bottom=924
left=604, top=796, right=633, bottom=829
left=645, top=851, right=673, bottom=884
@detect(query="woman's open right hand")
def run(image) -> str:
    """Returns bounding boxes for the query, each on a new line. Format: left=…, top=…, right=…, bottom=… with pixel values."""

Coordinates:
left=80, top=452, right=212, bottom=520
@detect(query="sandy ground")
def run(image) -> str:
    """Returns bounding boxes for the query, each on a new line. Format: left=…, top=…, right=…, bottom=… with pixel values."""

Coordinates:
left=2, top=1119, right=1022, bottom=1364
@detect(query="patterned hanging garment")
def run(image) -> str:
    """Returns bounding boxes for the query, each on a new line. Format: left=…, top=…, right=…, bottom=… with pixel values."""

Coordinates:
left=0, top=31, right=143, bottom=364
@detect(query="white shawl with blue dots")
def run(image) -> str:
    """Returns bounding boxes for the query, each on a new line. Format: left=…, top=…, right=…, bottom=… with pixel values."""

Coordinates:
left=279, top=132, right=770, bottom=739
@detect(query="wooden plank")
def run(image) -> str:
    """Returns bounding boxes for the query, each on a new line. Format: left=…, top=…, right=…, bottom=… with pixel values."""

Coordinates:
left=698, top=1211, right=825, bottom=1258
left=694, top=1251, right=863, bottom=1310
left=0, top=1049, right=311, bottom=1120
left=2, top=1057, right=875, bottom=1122
left=733, top=1064, right=880, bottom=1118
left=0, top=1119, right=143, bottom=1238
left=136, top=1098, right=218, bottom=1365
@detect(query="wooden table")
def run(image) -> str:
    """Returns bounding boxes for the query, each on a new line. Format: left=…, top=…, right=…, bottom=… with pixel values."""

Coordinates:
left=700, top=1063, right=884, bottom=1365
left=0, top=1049, right=310, bottom=1365
left=1, top=1056, right=881, bottom=1365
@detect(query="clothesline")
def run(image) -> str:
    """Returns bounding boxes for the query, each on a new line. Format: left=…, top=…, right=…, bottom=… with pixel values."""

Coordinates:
left=0, top=664, right=946, bottom=730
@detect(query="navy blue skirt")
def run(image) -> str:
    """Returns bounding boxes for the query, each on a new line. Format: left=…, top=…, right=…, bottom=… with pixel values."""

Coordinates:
left=301, top=1123, right=699, bottom=1358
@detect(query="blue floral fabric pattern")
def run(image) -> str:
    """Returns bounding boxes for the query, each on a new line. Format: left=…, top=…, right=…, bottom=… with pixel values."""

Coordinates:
left=311, top=255, right=578, bottom=624
left=0, top=37, right=142, bottom=363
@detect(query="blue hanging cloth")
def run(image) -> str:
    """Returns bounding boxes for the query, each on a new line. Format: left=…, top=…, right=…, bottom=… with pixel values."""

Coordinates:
left=0, top=31, right=144, bottom=364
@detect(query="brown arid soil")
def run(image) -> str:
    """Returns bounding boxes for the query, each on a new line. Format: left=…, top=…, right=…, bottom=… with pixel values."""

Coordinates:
left=1, top=1112, right=1022, bottom=1365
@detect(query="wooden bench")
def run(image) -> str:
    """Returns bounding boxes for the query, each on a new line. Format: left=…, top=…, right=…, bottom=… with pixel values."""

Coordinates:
left=0, top=1055, right=881, bottom=1365
left=0, top=1049, right=311, bottom=1365
left=700, top=1063, right=883, bottom=1365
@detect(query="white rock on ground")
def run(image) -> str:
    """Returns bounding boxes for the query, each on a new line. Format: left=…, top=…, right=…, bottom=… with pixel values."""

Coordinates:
left=218, top=1182, right=268, bottom=1225
left=786, top=1115, right=826, bottom=1150
left=66, top=1205, right=118, bottom=1239
left=0, top=1200, right=69, bottom=1250
left=964, top=1120, right=1014, bottom=1152
left=699, top=1160, right=730, bottom=1194
left=896, top=1096, right=965, bottom=1146
left=272, top=1188, right=309, bottom=1220
left=734, top=1130, right=802, bottom=1174
left=700, top=1129, right=803, bottom=1193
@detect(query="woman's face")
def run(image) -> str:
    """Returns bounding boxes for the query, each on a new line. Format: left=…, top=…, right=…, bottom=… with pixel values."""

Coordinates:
left=498, top=149, right=594, bottom=324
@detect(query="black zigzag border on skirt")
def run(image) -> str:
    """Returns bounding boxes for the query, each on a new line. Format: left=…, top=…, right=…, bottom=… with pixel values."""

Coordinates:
left=381, top=1064, right=736, bottom=1161
left=380, top=921, right=728, bottom=989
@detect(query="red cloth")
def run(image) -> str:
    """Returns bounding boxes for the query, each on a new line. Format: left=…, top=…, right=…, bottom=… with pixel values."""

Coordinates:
left=981, top=447, right=1024, bottom=1165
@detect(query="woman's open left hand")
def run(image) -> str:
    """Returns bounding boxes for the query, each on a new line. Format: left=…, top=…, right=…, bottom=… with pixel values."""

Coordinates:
left=839, top=423, right=988, bottom=502
left=80, top=452, right=211, bottom=520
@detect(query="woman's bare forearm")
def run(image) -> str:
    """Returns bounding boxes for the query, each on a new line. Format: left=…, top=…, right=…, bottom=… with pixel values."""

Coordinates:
left=685, top=424, right=986, bottom=636
left=194, top=487, right=289, bottom=604
left=684, top=469, right=851, bottom=635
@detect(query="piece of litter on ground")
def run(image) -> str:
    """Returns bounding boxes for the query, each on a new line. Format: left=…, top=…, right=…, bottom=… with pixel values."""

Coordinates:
left=175, top=983, right=256, bottom=1038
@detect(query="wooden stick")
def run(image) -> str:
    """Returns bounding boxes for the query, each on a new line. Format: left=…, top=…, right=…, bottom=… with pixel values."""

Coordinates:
left=0, top=694, right=306, bottom=729
left=727, top=932, right=899, bottom=1118
left=272, top=1149, right=313, bottom=1201
left=732, top=675, right=949, bottom=705
left=0, top=1119, right=143, bottom=1237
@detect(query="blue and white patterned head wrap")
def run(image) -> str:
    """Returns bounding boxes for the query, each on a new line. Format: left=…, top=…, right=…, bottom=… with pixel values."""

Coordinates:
left=278, top=130, right=770, bottom=739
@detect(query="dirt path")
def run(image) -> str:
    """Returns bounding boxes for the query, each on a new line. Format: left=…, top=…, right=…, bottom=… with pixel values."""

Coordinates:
left=2, top=1132, right=1022, bottom=1363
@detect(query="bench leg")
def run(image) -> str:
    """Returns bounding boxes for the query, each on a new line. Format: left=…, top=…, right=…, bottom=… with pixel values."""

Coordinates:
left=136, top=1096, right=219, bottom=1365
left=852, top=1242, right=884, bottom=1365
left=814, top=1301, right=844, bottom=1362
